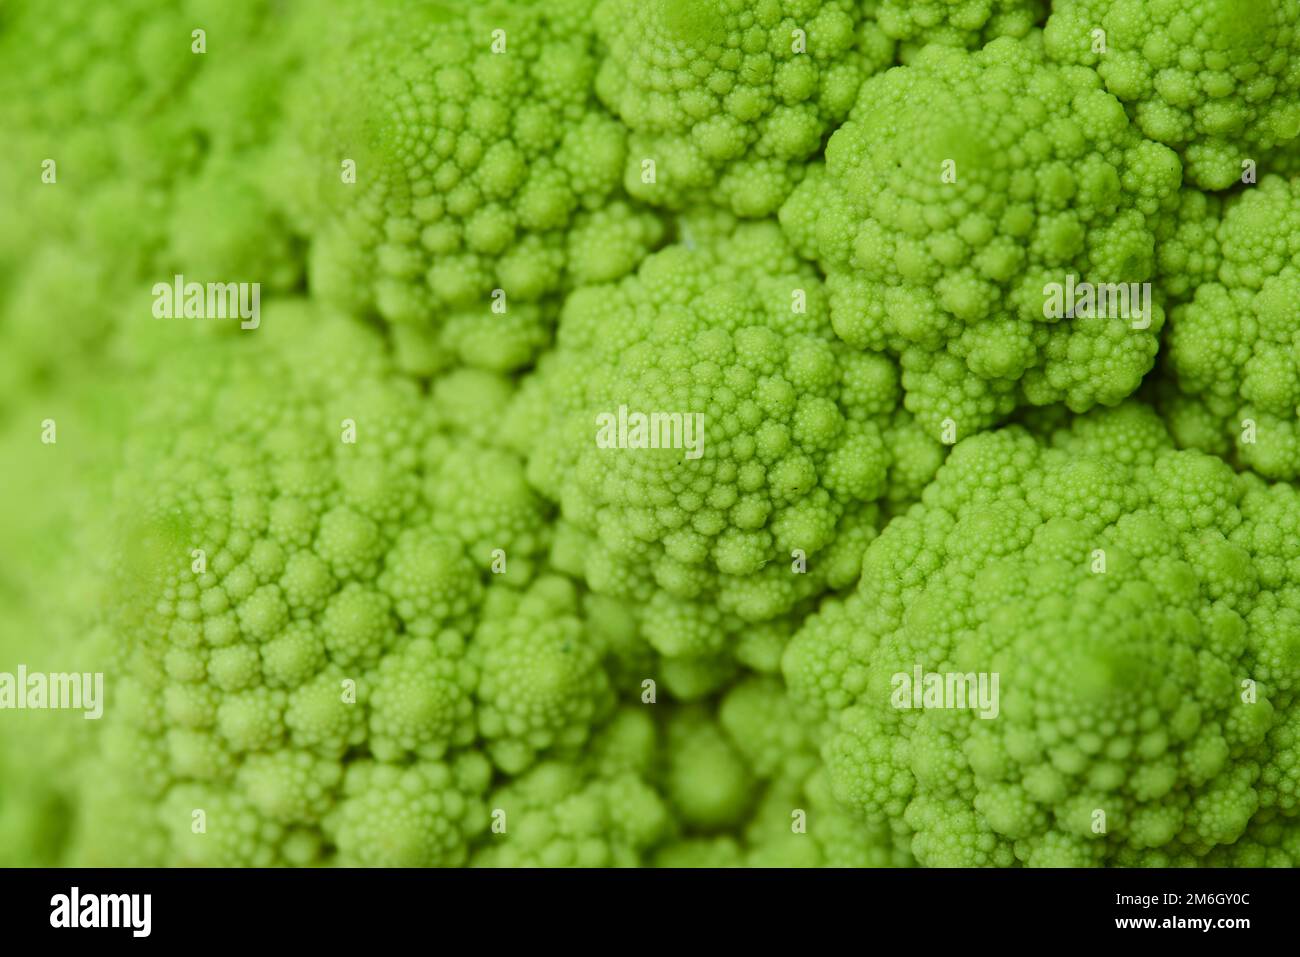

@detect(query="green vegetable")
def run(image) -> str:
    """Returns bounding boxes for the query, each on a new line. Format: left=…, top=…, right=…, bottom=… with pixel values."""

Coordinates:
left=783, top=36, right=1185, bottom=437
left=595, top=0, right=894, bottom=216
left=3, top=0, right=1298, bottom=871
left=870, top=0, right=1047, bottom=60
left=0, top=0, right=304, bottom=412
left=1160, top=175, right=1300, bottom=479
left=509, top=216, right=944, bottom=667
left=785, top=402, right=1300, bottom=865
left=1045, top=0, right=1300, bottom=189
left=285, top=0, right=665, bottom=375
left=63, top=305, right=552, bottom=865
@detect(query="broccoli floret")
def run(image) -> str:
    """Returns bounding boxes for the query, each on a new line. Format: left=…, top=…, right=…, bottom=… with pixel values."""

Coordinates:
left=1160, top=175, right=1300, bottom=479
left=869, top=0, right=1047, bottom=60
left=61, top=303, right=565, bottom=866
left=510, top=216, right=943, bottom=662
left=473, top=708, right=671, bottom=866
left=1044, top=0, right=1300, bottom=189
left=784, top=402, right=1299, bottom=866
left=782, top=37, right=1182, bottom=437
left=284, top=0, right=665, bottom=375
left=595, top=0, right=893, bottom=216
left=0, top=0, right=304, bottom=412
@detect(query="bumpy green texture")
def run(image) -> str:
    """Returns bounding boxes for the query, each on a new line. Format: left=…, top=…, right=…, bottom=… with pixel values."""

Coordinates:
left=594, top=0, right=893, bottom=217
left=286, top=0, right=664, bottom=375
left=510, top=217, right=944, bottom=667
left=0, top=0, right=306, bottom=412
left=471, top=576, right=616, bottom=773
left=65, top=304, right=561, bottom=866
left=785, top=403, right=1300, bottom=866
left=1153, top=186, right=1223, bottom=304
left=645, top=678, right=913, bottom=866
left=474, top=708, right=669, bottom=865
left=782, top=38, right=1182, bottom=437
left=8, top=0, right=1300, bottom=872
left=1044, top=0, right=1300, bottom=189
left=1160, top=175, right=1300, bottom=480
left=869, top=0, right=1046, bottom=59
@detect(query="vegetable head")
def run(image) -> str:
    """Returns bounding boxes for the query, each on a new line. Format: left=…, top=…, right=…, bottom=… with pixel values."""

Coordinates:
left=595, top=0, right=894, bottom=216
left=782, top=37, right=1182, bottom=436
left=1045, top=0, right=1300, bottom=189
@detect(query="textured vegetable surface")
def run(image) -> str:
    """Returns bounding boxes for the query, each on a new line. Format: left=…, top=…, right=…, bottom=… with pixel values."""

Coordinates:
left=2, top=0, right=1298, bottom=869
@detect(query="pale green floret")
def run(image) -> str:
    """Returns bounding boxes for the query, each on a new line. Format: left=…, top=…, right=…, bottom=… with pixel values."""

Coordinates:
left=785, top=402, right=1300, bottom=866
left=319, top=584, right=392, bottom=667
left=472, top=577, right=615, bottom=773
left=236, top=750, right=342, bottom=824
left=512, top=218, right=942, bottom=661
left=1161, top=175, right=1300, bottom=479
left=653, top=836, right=747, bottom=867
left=421, top=437, right=551, bottom=576
left=870, top=0, right=1046, bottom=60
left=782, top=37, right=1181, bottom=436
left=288, top=0, right=663, bottom=375
left=427, top=369, right=518, bottom=444
left=1198, top=812, right=1300, bottom=867
left=0, top=0, right=304, bottom=412
left=1045, top=0, right=1300, bottom=189
left=377, top=529, right=481, bottom=637
left=1267, top=139, right=1300, bottom=180
left=161, top=785, right=284, bottom=867
left=285, top=668, right=368, bottom=757
left=326, top=756, right=491, bottom=867
left=473, top=713, right=670, bottom=867
left=719, top=675, right=816, bottom=780
left=215, top=687, right=286, bottom=753
left=594, top=0, right=893, bottom=216
left=64, top=303, right=509, bottom=865
left=1154, top=188, right=1223, bottom=303
left=743, top=767, right=914, bottom=866
left=368, top=634, right=477, bottom=760
left=166, top=160, right=302, bottom=290
left=652, top=690, right=911, bottom=867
